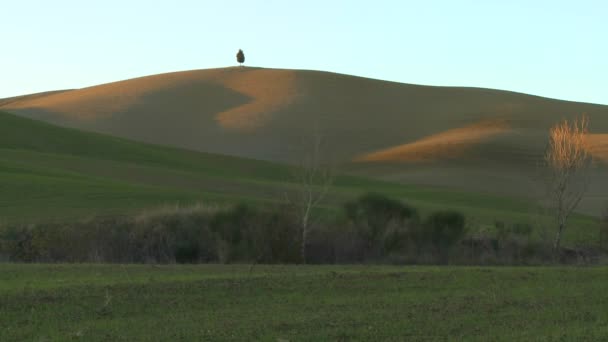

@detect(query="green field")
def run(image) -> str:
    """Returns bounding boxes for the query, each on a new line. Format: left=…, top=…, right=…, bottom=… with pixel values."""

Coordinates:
left=0, top=110, right=600, bottom=245
left=1, top=264, right=607, bottom=341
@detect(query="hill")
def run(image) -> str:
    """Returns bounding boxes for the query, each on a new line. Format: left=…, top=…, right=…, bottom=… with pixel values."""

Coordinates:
left=0, top=109, right=291, bottom=222
left=2, top=67, right=608, bottom=215
left=4, top=109, right=583, bottom=240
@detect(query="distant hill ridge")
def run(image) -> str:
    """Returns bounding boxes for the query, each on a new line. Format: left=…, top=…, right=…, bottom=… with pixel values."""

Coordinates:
left=3, top=67, right=608, bottom=162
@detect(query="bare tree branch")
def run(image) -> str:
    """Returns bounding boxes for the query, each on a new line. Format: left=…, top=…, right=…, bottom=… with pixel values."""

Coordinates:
left=545, top=114, right=591, bottom=253
left=284, top=127, right=335, bottom=264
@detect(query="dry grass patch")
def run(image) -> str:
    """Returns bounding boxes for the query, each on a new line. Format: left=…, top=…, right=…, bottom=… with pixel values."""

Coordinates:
left=2, top=68, right=299, bottom=130
left=355, top=119, right=511, bottom=163
left=0, top=69, right=231, bottom=120
left=584, top=134, right=608, bottom=164
left=215, top=68, right=299, bottom=131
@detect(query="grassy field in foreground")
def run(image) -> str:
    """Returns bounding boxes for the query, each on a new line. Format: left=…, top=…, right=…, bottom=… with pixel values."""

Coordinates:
left=1, top=264, right=607, bottom=341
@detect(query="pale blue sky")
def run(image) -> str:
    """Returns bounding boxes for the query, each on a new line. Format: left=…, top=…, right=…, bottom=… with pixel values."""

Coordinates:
left=3, top=0, right=607, bottom=104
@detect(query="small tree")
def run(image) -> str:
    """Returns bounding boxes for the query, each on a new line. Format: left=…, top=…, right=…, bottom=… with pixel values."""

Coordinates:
left=344, top=193, right=418, bottom=257
left=236, top=49, right=245, bottom=66
left=287, top=131, right=334, bottom=264
left=544, top=115, right=591, bottom=253
left=422, top=211, right=466, bottom=263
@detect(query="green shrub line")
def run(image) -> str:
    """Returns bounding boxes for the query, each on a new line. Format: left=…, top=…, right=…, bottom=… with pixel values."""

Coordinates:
left=0, top=193, right=605, bottom=265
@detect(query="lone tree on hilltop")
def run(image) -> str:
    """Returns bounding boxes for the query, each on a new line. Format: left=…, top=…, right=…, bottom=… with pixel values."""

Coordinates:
left=236, top=49, right=245, bottom=66
left=544, top=114, right=592, bottom=253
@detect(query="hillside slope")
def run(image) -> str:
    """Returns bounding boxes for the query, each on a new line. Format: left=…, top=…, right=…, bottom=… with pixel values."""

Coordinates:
left=0, top=109, right=295, bottom=222
left=2, top=109, right=568, bottom=239
left=2, top=67, right=608, bottom=214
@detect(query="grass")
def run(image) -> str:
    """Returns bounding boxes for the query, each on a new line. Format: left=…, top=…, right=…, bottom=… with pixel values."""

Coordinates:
left=0, top=110, right=601, bottom=245
left=0, top=108, right=292, bottom=222
left=1, top=264, right=607, bottom=341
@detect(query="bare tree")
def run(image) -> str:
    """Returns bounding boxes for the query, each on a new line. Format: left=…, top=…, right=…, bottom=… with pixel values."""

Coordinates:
left=286, top=130, right=335, bottom=264
left=544, top=114, right=591, bottom=252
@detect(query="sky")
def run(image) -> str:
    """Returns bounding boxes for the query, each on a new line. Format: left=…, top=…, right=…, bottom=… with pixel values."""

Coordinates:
left=2, top=0, right=607, bottom=104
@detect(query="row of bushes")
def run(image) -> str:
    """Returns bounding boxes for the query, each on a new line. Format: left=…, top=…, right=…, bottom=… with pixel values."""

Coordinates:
left=0, top=193, right=599, bottom=264
left=0, top=204, right=298, bottom=264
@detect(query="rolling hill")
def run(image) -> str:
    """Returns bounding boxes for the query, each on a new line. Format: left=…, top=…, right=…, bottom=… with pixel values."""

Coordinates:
left=2, top=67, right=608, bottom=215
left=2, top=109, right=575, bottom=240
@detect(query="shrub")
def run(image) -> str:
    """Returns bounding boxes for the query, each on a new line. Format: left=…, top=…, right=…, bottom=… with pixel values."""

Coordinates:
left=0, top=222, right=91, bottom=262
left=420, top=211, right=466, bottom=263
left=210, top=204, right=300, bottom=264
left=252, top=205, right=300, bottom=264
left=512, top=223, right=533, bottom=237
left=495, top=220, right=509, bottom=242
left=381, top=221, right=412, bottom=255
left=30, top=223, right=80, bottom=262
left=85, top=216, right=137, bottom=263
left=133, top=205, right=219, bottom=263
left=344, top=192, right=418, bottom=259
left=0, top=224, right=36, bottom=262
left=306, top=221, right=367, bottom=264
left=210, top=204, right=259, bottom=263
left=494, top=221, right=534, bottom=258
left=305, top=224, right=337, bottom=264
left=0, top=204, right=221, bottom=264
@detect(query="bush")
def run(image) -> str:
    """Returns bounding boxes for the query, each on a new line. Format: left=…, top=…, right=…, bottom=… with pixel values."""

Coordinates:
left=512, top=223, right=533, bottom=237
left=31, top=223, right=81, bottom=262
left=133, top=205, right=218, bottom=263
left=0, top=224, right=36, bottom=262
left=0, top=203, right=303, bottom=264
left=493, top=221, right=534, bottom=260
left=211, top=204, right=300, bottom=264
left=254, top=206, right=300, bottom=264
left=306, top=221, right=367, bottom=264
left=1, top=198, right=599, bottom=266
left=381, top=221, right=412, bottom=255
left=0, top=205, right=221, bottom=264
left=211, top=204, right=260, bottom=263
left=82, top=216, right=134, bottom=262
left=344, top=192, right=418, bottom=259
left=420, top=211, right=466, bottom=263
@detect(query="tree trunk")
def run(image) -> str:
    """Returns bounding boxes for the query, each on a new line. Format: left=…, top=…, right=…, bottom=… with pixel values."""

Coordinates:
left=553, top=222, right=565, bottom=254
left=301, top=218, right=308, bottom=264
left=301, top=227, right=307, bottom=264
